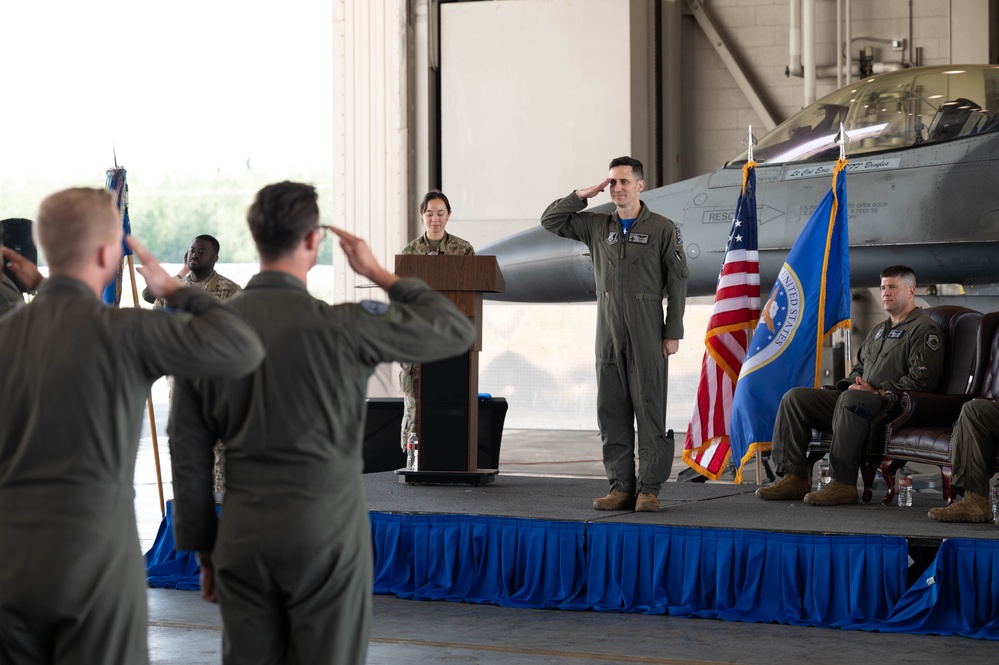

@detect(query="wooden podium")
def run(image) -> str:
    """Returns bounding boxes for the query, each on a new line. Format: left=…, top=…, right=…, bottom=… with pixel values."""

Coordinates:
left=393, top=254, right=505, bottom=485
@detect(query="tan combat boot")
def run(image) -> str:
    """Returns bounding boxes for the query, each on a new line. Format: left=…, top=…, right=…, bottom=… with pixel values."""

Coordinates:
left=803, top=478, right=859, bottom=506
left=592, top=489, right=636, bottom=511
left=927, top=491, right=992, bottom=523
left=635, top=492, right=660, bottom=512
left=755, top=474, right=810, bottom=501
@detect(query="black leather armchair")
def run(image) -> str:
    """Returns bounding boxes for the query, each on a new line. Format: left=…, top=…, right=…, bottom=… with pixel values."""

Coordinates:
left=877, top=308, right=996, bottom=505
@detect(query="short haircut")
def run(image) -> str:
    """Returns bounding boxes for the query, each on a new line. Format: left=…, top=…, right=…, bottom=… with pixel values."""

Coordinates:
left=880, top=265, right=916, bottom=288
left=247, top=181, right=320, bottom=262
left=419, top=190, right=451, bottom=215
left=608, top=156, right=644, bottom=182
left=36, top=188, right=119, bottom=272
left=194, top=234, right=220, bottom=255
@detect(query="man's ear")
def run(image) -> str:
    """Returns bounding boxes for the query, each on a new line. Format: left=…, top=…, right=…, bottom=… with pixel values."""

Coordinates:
left=637, top=179, right=645, bottom=193
left=304, top=228, right=320, bottom=253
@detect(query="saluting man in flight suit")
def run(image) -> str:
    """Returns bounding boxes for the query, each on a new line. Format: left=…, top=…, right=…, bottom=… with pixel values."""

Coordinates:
left=542, top=156, right=689, bottom=513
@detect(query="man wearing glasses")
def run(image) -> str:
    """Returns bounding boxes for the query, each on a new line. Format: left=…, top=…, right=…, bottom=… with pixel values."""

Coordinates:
left=168, top=181, right=476, bottom=665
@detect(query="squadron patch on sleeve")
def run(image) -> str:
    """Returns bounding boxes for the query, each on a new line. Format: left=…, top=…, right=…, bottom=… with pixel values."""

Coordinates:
left=360, top=300, right=391, bottom=316
left=926, top=333, right=941, bottom=351
left=674, top=227, right=683, bottom=245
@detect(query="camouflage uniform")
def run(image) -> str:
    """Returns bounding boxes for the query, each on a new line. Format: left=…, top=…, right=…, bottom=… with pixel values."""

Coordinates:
left=398, top=232, right=474, bottom=448
left=153, top=270, right=242, bottom=309
left=156, top=270, right=243, bottom=498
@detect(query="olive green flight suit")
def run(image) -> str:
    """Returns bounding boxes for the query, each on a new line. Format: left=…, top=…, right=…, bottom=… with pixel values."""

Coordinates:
left=398, top=232, right=474, bottom=449
left=0, top=278, right=264, bottom=665
left=772, top=307, right=944, bottom=482
left=169, top=273, right=475, bottom=665
left=950, top=398, right=999, bottom=496
left=542, top=192, right=688, bottom=496
left=0, top=274, right=23, bottom=316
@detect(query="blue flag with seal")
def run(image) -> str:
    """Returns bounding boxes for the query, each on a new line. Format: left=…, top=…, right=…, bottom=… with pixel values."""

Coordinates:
left=102, top=166, right=133, bottom=306
left=728, top=158, right=851, bottom=482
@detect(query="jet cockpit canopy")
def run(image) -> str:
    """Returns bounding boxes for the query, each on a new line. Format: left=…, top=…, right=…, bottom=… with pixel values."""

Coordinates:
left=729, top=65, right=999, bottom=167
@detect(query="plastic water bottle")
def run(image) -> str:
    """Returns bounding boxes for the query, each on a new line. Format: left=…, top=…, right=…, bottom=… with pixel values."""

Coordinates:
left=897, top=466, right=913, bottom=507
left=991, top=482, right=999, bottom=522
left=406, top=432, right=419, bottom=471
left=815, top=458, right=831, bottom=492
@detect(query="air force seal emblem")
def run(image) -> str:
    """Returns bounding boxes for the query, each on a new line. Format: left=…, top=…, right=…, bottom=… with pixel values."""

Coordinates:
left=606, top=231, right=619, bottom=245
left=739, top=264, right=802, bottom=378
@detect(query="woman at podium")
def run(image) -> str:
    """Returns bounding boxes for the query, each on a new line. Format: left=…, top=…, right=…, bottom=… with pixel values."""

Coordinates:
left=399, top=190, right=474, bottom=449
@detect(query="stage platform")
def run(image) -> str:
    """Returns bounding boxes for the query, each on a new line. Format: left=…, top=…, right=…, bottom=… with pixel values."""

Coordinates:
left=364, top=472, right=999, bottom=640
left=140, top=423, right=999, bottom=643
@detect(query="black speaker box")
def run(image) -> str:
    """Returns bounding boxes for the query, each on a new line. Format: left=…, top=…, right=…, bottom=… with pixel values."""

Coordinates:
left=362, top=397, right=507, bottom=474
left=1, top=218, right=38, bottom=292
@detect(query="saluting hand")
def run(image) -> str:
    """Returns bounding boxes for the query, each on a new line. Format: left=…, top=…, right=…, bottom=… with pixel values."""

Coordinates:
left=329, top=226, right=400, bottom=292
left=1, top=247, right=44, bottom=291
left=128, top=236, right=182, bottom=300
left=575, top=178, right=612, bottom=201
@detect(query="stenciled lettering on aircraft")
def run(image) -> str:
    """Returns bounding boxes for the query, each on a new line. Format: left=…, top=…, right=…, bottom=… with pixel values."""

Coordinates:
left=785, top=158, right=901, bottom=180
left=739, top=264, right=802, bottom=378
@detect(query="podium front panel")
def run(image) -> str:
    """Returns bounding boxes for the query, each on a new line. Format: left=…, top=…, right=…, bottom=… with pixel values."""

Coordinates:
left=420, top=353, right=474, bottom=471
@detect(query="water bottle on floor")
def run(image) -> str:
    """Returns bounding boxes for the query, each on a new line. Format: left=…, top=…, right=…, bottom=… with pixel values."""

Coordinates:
left=406, top=432, right=418, bottom=470
left=815, top=457, right=831, bottom=492
left=406, top=432, right=420, bottom=471
left=897, top=466, right=913, bottom=507
left=991, top=482, right=999, bottom=521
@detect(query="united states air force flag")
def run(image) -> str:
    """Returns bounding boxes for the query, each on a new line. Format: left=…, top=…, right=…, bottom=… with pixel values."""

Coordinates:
left=728, top=158, right=851, bottom=482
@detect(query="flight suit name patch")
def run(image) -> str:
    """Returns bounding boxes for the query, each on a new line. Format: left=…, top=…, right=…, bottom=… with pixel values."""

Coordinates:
left=605, top=231, right=619, bottom=245
left=887, top=328, right=904, bottom=339
left=628, top=233, right=650, bottom=244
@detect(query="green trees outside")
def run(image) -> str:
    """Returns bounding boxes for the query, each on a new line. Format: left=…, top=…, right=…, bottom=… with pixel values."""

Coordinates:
left=0, top=171, right=334, bottom=266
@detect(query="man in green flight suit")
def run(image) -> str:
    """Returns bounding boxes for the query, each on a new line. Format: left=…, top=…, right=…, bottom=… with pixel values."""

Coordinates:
left=542, top=156, right=689, bottom=513
left=757, top=265, right=945, bottom=506
left=927, top=397, right=999, bottom=522
left=169, top=181, right=476, bottom=665
left=0, top=188, right=265, bottom=665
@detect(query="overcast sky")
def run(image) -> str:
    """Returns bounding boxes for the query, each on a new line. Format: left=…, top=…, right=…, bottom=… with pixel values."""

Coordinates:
left=0, top=1, right=333, bottom=183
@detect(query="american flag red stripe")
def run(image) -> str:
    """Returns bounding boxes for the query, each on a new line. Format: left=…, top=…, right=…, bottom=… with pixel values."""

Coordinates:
left=682, top=162, right=760, bottom=479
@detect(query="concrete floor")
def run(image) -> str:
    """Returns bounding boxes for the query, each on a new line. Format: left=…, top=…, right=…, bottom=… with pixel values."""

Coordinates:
left=136, top=418, right=997, bottom=664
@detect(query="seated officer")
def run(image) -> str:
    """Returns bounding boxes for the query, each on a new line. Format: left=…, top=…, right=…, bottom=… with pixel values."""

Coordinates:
left=928, top=397, right=999, bottom=522
left=756, top=265, right=945, bottom=506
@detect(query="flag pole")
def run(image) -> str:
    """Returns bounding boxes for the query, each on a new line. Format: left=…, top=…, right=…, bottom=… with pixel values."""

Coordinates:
left=837, top=123, right=852, bottom=378
left=126, top=255, right=167, bottom=518
left=110, top=158, right=166, bottom=519
left=747, top=125, right=765, bottom=487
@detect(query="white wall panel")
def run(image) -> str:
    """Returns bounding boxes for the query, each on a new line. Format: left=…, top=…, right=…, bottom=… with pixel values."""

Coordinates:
left=440, top=0, right=637, bottom=250
left=332, top=0, right=410, bottom=305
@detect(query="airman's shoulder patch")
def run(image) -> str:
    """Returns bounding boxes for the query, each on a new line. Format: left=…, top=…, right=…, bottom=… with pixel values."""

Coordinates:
left=674, top=226, right=683, bottom=245
left=360, top=300, right=391, bottom=316
left=926, top=333, right=941, bottom=351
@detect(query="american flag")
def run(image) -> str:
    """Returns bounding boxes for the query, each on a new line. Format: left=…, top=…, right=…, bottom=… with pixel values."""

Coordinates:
left=681, top=161, right=760, bottom=479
